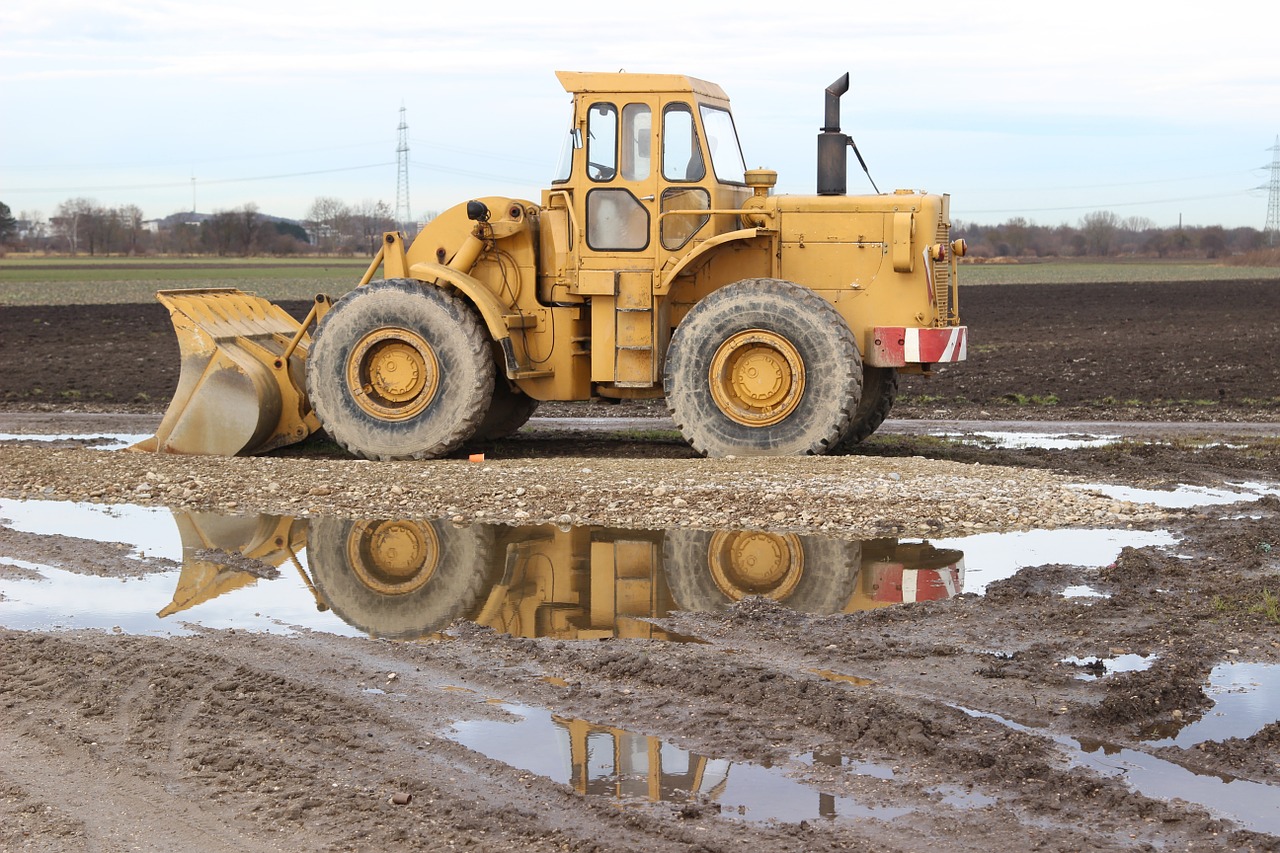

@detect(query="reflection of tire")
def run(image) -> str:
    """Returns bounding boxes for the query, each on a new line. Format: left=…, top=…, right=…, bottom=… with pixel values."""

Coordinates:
left=664, top=279, right=862, bottom=457
left=308, top=518, right=495, bottom=639
left=835, top=366, right=898, bottom=451
left=662, top=528, right=861, bottom=615
left=472, top=380, right=539, bottom=442
left=307, top=279, right=494, bottom=460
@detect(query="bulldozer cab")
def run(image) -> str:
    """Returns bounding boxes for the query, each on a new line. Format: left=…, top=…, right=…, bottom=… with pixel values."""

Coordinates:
left=539, top=72, right=755, bottom=387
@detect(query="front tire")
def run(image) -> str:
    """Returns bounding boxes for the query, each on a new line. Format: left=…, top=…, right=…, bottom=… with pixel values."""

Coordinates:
left=307, top=279, right=494, bottom=460
left=663, top=278, right=862, bottom=456
left=307, top=517, right=495, bottom=639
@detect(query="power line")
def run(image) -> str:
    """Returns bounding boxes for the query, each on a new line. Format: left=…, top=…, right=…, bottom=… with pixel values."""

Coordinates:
left=964, top=189, right=1256, bottom=216
left=3, top=162, right=395, bottom=194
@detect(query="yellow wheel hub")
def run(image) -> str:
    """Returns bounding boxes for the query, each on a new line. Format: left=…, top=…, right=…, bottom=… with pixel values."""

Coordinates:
left=347, top=328, right=439, bottom=420
left=708, top=329, right=805, bottom=427
left=707, top=530, right=803, bottom=601
left=346, top=520, right=439, bottom=595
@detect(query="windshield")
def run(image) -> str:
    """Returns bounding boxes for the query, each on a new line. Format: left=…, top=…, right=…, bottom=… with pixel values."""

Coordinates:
left=553, top=115, right=579, bottom=184
left=698, top=105, right=746, bottom=185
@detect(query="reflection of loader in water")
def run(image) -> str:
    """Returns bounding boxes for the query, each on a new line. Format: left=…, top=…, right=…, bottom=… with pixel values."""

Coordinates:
left=157, top=510, right=962, bottom=637
left=306, top=519, right=674, bottom=641
left=556, top=716, right=729, bottom=803
left=304, top=519, right=964, bottom=640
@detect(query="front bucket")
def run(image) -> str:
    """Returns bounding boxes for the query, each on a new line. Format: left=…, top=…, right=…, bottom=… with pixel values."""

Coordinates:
left=132, top=288, right=317, bottom=456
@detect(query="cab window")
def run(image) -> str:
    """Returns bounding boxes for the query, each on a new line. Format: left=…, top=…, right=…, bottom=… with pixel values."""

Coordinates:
left=662, top=104, right=705, bottom=182
left=587, top=103, right=618, bottom=182
left=620, top=104, right=651, bottom=181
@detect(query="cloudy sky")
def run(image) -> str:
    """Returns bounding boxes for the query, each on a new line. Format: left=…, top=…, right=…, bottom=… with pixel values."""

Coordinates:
left=2, top=1, right=1276, bottom=229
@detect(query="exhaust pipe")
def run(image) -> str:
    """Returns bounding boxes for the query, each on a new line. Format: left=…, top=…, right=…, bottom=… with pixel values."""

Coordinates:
left=817, top=72, right=850, bottom=196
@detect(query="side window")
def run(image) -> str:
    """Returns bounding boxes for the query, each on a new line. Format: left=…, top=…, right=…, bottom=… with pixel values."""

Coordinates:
left=660, top=188, right=710, bottom=250
left=587, top=103, right=618, bottom=182
left=587, top=189, right=650, bottom=251
left=662, top=104, right=705, bottom=182
left=620, top=104, right=651, bottom=182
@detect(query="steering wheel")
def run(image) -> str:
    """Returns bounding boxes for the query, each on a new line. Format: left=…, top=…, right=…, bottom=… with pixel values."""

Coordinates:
left=588, top=161, right=616, bottom=181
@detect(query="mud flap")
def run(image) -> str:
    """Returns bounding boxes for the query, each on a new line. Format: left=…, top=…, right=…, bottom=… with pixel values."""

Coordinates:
left=132, top=289, right=317, bottom=456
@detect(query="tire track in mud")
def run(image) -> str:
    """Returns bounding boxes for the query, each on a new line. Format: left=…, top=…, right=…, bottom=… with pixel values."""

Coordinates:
left=2, top=630, right=894, bottom=853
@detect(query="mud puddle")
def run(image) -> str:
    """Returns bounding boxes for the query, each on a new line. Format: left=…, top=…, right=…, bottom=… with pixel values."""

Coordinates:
left=934, top=430, right=1122, bottom=450
left=1076, top=481, right=1280, bottom=508
left=1140, top=662, right=1280, bottom=746
left=957, top=699, right=1280, bottom=836
left=0, top=431, right=149, bottom=449
left=446, top=699, right=911, bottom=823
left=2, top=497, right=1180, bottom=640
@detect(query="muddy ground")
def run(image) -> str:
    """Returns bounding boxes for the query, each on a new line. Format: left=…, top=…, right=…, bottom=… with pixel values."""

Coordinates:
left=1, top=279, right=1279, bottom=852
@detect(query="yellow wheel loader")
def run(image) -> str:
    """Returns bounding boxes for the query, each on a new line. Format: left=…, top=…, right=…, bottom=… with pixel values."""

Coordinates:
left=137, top=71, right=967, bottom=459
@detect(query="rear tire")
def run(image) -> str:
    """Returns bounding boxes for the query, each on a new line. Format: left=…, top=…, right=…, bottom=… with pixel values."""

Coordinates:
left=662, top=528, right=862, bottom=615
left=834, top=366, right=898, bottom=451
left=307, top=279, right=494, bottom=460
left=663, top=278, right=862, bottom=456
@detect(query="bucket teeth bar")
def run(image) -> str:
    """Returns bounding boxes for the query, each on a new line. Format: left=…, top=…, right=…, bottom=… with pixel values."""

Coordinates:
left=131, top=288, right=317, bottom=456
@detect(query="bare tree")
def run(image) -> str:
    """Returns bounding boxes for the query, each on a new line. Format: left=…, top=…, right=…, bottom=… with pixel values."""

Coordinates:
left=238, top=203, right=261, bottom=256
left=1079, top=210, right=1121, bottom=256
left=53, top=197, right=102, bottom=254
left=118, top=205, right=145, bottom=255
left=306, top=197, right=350, bottom=254
left=350, top=199, right=395, bottom=256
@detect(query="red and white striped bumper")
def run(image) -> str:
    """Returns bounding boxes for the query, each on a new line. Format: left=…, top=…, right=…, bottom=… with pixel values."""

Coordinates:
left=867, top=326, right=968, bottom=367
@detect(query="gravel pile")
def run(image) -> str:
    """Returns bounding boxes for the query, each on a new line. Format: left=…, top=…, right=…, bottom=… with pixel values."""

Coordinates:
left=0, top=445, right=1170, bottom=536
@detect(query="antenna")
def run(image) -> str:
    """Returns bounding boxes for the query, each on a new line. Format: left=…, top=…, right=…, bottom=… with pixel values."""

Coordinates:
left=1266, top=136, right=1280, bottom=247
left=395, top=103, right=412, bottom=237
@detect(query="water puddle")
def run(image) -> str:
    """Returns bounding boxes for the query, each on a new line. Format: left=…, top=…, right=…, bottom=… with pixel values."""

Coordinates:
left=1074, top=481, right=1280, bottom=508
left=0, top=499, right=965, bottom=639
left=956, top=704, right=1280, bottom=835
left=934, top=430, right=1121, bottom=450
left=926, top=528, right=1175, bottom=595
left=1060, top=653, right=1155, bottom=681
left=0, top=432, right=150, bottom=449
left=1061, top=585, right=1107, bottom=600
left=1141, top=662, right=1280, bottom=745
left=446, top=700, right=910, bottom=823
left=2, top=498, right=1179, bottom=640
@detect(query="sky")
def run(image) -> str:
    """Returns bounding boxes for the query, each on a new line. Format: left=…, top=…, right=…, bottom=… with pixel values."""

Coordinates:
left=2, top=1, right=1277, bottom=230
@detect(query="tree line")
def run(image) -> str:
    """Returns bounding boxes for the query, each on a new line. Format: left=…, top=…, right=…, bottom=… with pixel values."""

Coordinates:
left=1, top=197, right=1275, bottom=261
left=956, top=212, right=1275, bottom=261
left=0, top=197, right=414, bottom=258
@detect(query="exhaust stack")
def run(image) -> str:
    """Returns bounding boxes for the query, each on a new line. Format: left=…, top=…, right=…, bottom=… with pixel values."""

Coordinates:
left=817, top=72, right=850, bottom=196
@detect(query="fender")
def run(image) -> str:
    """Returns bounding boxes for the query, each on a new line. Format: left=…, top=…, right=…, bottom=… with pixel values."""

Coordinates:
left=659, top=227, right=773, bottom=291
left=407, top=260, right=522, bottom=376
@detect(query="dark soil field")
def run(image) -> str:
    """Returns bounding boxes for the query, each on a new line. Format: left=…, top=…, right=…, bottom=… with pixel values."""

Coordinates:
left=2, top=277, right=1280, bottom=853
left=3, top=279, right=1279, bottom=420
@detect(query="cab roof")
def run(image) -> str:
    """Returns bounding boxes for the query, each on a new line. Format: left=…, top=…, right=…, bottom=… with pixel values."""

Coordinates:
left=555, top=70, right=730, bottom=102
